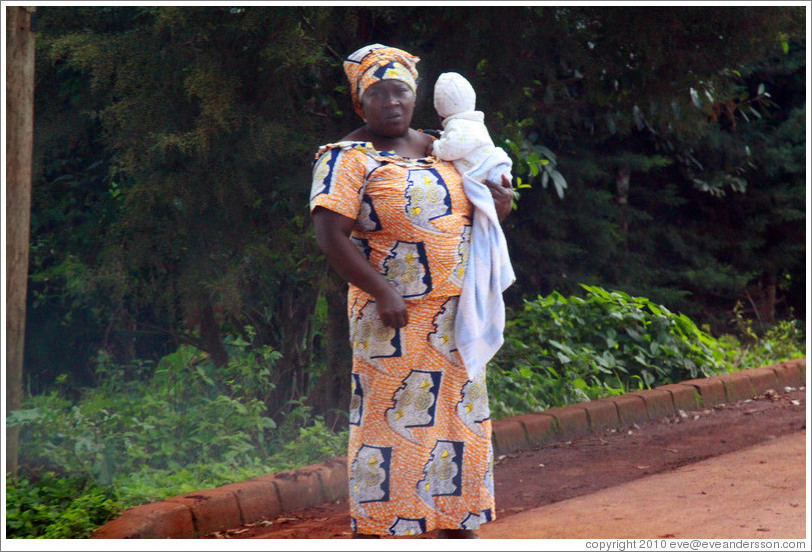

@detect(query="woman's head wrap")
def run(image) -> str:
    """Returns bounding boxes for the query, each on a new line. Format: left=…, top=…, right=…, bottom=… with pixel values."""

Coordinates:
left=343, top=44, right=420, bottom=119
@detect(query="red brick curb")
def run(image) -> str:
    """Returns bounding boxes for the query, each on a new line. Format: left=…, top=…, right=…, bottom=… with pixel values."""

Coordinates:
left=580, top=397, right=621, bottom=432
left=511, top=413, right=557, bottom=447
left=216, top=478, right=283, bottom=525
left=540, top=405, right=590, bottom=437
left=491, top=418, right=529, bottom=454
left=610, top=394, right=649, bottom=425
left=91, top=360, right=806, bottom=539
left=92, top=500, right=194, bottom=539
left=628, top=388, right=675, bottom=420
left=680, top=377, right=728, bottom=407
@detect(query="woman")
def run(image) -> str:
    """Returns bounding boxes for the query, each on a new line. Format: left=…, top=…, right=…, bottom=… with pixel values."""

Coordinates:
left=309, top=44, right=512, bottom=538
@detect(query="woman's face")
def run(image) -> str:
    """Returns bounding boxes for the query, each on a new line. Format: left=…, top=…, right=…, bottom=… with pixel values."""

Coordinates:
left=361, top=79, right=415, bottom=138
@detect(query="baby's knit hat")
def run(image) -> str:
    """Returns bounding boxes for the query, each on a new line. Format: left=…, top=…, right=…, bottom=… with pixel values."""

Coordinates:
left=433, top=72, right=477, bottom=119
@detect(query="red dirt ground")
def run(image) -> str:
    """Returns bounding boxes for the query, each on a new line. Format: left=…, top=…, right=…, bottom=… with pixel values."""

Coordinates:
left=203, top=386, right=806, bottom=540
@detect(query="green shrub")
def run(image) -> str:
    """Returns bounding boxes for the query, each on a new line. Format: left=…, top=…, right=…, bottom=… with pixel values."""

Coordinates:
left=110, top=417, right=348, bottom=507
left=488, top=285, right=728, bottom=418
left=9, top=334, right=281, bottom=484
left=721, top=303, right=806, bottom=371
left=5, top=474, right=121, bottom=539
left=6, top=331, right=348, bottom=538
left=265, top=419, right=349, bottom=472
left=742, top=319, right=805, bottom=366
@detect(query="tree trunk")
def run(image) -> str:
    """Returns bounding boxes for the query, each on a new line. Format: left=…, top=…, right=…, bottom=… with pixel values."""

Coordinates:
left=304, top=285, right=351, bottom=428
left=200, top=301, right=229, bottom=368
left=322, top=287, right=351, bottom=424
left=5, top=6, right=36, bottom=477
left=615, top=167, right=630, bottom=233
left=764, top=271, right=777, bottom=325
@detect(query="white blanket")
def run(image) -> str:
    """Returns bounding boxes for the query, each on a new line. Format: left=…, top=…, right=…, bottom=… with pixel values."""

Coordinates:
left=454, top=147, right=516, bottom=380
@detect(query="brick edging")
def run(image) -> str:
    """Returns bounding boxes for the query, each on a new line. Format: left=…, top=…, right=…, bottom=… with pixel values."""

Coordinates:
left=91, top=359, right=806, bottom=539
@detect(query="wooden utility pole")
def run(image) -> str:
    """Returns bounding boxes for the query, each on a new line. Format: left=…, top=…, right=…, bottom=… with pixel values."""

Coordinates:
left=6, top=6, right=36, bottom=477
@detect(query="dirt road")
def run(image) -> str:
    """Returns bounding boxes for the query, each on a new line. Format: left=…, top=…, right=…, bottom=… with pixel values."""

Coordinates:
left=205, top=386, right=807, bottom=540
left=480, top=431, right=806, bottom=539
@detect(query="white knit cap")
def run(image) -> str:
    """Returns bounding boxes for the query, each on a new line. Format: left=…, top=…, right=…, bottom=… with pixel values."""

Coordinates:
left=433, top=72, right=477, bottom=119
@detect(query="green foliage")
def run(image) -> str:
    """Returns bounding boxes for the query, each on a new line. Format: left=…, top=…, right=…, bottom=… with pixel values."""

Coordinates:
left=488, top=285, right=728, bottom=418
left=503, top=122, right=568, bottom=199
left=5, top=473, right=122, bottom=539
left=721, top=304, right=806, bottom=371
left=7, top=340, right=348, bottom=538
left=265, top=419, right=349, bottom=472
left=490, top=7, right=806, bottom=331
left=487, top=285, right=805, bottom=420
left=10, top=337, right=280, bottom=485
left=29, top=6, right=340, bottom=399
left=487, top=365, right=582, bottom=420
left=6, top=413, right=348, bottom=539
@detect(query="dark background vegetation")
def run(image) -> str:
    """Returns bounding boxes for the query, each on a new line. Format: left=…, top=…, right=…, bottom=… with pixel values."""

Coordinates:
left=26, top=5, right=806, bottom=419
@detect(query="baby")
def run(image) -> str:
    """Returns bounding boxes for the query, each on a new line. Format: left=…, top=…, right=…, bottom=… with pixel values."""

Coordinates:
left=431, top=72, right=512, bottom=186
left=431, top=71, right=515, bottom=380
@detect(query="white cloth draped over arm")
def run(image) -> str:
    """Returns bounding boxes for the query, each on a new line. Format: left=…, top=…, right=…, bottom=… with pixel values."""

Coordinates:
left=454, top=146, right=515, bottom=379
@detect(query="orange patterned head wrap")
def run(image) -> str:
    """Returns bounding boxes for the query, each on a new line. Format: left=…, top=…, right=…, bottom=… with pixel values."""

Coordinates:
left=343, top=44, right=420, bottom=119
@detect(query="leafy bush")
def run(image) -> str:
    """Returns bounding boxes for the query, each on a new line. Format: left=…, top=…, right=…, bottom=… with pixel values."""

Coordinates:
left=9, top=336, right=281, bottom=484
left=5, top=473, right=121, bottom=539
left=743, top=319, right=805, bottom=366
left=488, top=285, right=729, bottom=418
left=718, top=301, right=806, bottom=370
left=7, top=332, right=348, bottom=538
left=264, top=419, right=349, bottom=472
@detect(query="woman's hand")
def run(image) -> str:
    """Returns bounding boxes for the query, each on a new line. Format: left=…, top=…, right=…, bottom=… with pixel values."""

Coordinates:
left=484, top=173, right=514, bottom=222
left=375, top=285, right=409, bottom=329
left=313, top=207, right=409, bottom=329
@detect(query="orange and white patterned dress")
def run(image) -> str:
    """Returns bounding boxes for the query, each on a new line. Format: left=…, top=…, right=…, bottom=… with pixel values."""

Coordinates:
left=310, top=141, right=495, bottom=536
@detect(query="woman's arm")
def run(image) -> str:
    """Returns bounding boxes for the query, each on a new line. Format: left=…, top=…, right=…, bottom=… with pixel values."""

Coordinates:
left=312, top=207, right=409, bottom=328
left=484, top=173, right=514, bottom=223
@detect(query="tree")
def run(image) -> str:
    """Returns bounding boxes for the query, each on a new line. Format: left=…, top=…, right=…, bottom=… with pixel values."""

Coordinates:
left=29, top=6, right=354, bottom=416
left=6, top=6, right=36, bottom=476
left=478, top=6, right=806, bottom=328
left=678, top=40, right=807, bottom=326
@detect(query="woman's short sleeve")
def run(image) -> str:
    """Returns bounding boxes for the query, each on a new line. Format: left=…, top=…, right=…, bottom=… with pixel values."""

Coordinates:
left=309, top=145, right=367, bottom=221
